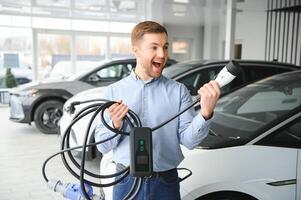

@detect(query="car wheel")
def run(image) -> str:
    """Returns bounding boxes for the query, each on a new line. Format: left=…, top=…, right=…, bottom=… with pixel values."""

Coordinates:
left=34, top=100, right=63, bottom=134
left=86, top=133, right=102, bottom=160
left=198, top=192, right=257, bottom=200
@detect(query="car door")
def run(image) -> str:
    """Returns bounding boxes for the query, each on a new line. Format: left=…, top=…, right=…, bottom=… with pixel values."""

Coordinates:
left=256, top=116, right=301, bottom=200
left=176, top=66, right=223, bottom=96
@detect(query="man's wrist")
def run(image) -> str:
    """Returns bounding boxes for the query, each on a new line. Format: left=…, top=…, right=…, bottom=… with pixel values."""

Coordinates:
left=113, top=122, right=122, bottom=130
left=201, top=111, right=213, bottom=120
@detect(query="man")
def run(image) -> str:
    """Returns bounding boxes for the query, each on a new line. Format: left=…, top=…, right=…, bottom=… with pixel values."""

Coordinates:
left=95, top=21, right=220, bottom=200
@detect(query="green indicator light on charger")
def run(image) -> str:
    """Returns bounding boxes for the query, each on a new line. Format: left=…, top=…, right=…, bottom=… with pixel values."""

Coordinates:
left=139, top=139, right=145, bottom=146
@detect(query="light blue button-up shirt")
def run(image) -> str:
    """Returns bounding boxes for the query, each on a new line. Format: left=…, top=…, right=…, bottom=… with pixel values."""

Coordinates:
left=95, top=71, right=211, bottom=172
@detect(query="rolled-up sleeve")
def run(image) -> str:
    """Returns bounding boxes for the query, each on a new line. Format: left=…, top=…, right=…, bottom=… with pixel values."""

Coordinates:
left=94, top=86, right=122, bottom=154
left=178, top=85, right=212, bottom=149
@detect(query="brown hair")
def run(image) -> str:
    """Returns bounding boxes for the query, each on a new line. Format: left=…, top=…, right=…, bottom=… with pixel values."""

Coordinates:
left=131, top=21, right=168, bottom=45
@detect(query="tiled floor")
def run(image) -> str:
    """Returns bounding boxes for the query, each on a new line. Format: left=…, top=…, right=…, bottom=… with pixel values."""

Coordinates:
left=0, top=105, right=103, bottom=200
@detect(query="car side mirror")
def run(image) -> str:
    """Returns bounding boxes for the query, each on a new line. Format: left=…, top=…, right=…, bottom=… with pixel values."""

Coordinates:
left=87, top=74, right=101, bottom=82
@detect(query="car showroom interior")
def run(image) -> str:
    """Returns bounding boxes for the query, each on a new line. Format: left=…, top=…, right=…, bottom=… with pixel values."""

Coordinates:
left=0, top=0, right=300, bottom=200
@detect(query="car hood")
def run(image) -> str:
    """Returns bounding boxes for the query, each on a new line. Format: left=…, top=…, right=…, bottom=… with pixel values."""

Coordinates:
left=13, top=80, right=93, bottom=95
left=65, top=86, right=107, bottom=106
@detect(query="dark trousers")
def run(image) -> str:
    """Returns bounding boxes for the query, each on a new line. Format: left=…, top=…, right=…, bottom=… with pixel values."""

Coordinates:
left=113, top=164, right=181, bottom=200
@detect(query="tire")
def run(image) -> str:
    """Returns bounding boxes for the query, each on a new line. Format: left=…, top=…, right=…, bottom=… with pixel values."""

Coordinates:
left=34, top=100, right=63, bottom=134
left=199, top=192, right=257, bottom=200
left=86, top=132, right=102, bottom=160
left=72, top=137, right=102, bottom=160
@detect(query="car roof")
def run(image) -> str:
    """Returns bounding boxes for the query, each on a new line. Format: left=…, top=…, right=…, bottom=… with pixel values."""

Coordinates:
left=72, top=57, right=177, bottom=80
left=69, top=58, right=136, bottom=80
left=163, top=59, right=301, bottom=79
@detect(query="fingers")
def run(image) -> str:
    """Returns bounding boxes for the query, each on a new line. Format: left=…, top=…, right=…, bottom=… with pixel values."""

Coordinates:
left=111, top=103, right=129, bottom=121
left=197, top=80, right=221, bottom=119
left=198, top=81, right=220, bottom=99
left=107, top=100, right=128, bottom=129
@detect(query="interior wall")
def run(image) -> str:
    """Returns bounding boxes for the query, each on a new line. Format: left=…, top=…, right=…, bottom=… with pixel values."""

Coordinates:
left=236, top=0, right=267, bottom=60
left=165, top=24, right=203, bottom=61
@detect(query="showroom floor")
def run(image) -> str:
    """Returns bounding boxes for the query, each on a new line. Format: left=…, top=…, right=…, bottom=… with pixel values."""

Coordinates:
left=0, top=105, right=101, bottom=200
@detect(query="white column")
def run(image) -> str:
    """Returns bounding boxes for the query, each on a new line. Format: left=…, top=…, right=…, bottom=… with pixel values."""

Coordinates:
left=203, top=0, right=222, bottom=59
left=32, top=29, right=38, bottom=81
left=71, top=33, right=76, bottom=74
left=225, top=0, right=237, bottom=60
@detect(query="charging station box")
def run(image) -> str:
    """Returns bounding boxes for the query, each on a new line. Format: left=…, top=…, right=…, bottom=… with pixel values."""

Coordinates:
left=130, top=127, right=153, bottom=177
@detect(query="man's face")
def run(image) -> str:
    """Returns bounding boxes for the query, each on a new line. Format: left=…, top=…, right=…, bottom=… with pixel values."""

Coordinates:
left=133, top=33, right=169, bottom=79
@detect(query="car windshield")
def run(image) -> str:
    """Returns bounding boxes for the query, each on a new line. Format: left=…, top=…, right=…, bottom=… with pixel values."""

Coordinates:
left=198, top=71, right=301, bottom=148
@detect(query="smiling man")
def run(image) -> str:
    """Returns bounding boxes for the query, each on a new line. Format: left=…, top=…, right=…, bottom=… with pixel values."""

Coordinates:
left=95, top=21, right=221, bottom=200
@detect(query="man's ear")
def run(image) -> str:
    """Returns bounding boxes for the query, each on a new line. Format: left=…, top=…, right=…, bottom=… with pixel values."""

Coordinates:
left=132, top=45, right=138, bottom=55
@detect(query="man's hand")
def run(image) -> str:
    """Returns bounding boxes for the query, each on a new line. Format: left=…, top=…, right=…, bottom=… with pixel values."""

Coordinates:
left=198, top=80, right=221, bottom=120
left=107, top=100, right=129, bottom=129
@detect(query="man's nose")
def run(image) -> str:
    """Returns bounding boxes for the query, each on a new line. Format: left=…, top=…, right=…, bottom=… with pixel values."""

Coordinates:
left=157, top=47, right=166, bottom=58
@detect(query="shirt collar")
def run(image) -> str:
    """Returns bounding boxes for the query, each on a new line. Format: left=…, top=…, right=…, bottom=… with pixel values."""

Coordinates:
left=130, top=69, right=161, bottom=84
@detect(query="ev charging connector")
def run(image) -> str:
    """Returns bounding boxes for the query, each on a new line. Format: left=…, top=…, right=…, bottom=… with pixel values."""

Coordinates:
left=130, top=127, right=153, bottom=177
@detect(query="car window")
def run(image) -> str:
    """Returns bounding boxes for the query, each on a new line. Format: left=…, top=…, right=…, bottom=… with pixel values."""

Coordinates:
left=85, top=63, right=134, bottom=86
left=97, top=64, right=124, bottom=78
left=177, top=67, right=222, bottom=95
left=244, top=65, right=291, bottom=83
left=256, top=117, right=301, bottom=149
left=15, top=77, right=31, bottom=85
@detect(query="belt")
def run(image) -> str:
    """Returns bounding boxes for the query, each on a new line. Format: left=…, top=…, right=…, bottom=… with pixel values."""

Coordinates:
left=146, top=168, right=177, bottom=179
left=116, top=163, right=176, bottom=179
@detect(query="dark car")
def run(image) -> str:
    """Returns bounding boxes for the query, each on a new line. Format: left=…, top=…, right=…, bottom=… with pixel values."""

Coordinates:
left=61, top=59, right=300, bottom=159
left=9, top=58, right=177, bottom=134
left=163, top=60, right=300, bottom=98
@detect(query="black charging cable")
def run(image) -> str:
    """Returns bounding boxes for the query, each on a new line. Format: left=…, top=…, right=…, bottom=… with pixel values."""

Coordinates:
left=42, top=97, right=198, bottom=200
left=43, top=60, right=241, bottom=200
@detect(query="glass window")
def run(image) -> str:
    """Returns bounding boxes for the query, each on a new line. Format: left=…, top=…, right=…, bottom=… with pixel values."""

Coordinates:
left=244, top=66, right=291, bottom=83
left=71, top=20, right=108, bottom=32
left=37, top=33, right=71, bottom=79
left=109, top=22, right=136, bottom=33
left=85, top=63, right=133, bottom=86
left=32, top=17, right=71, bottom=30
left=75, top=35, right=106, bottom=60
left=257, top=117, right=301, bottom=149
left=110, top=37, right=132, bottom=58
left=97, top=64, right=124, bottom=78
left=237, top=88, right=301, bottom=119
left=74, top=0, right=106, bottom=11
left=0, top=27, right=33, bottom=84
left=177, top=67, right=222, bottom=96
left=177, top=72, right=200, bottom=95
left=35, top=0, right=70, bottom=8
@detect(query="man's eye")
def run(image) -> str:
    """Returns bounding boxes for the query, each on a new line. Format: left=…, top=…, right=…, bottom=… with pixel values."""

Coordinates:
left=151, top=46, right=157, bottom=50
left=164, top=46, right=168, bottom=50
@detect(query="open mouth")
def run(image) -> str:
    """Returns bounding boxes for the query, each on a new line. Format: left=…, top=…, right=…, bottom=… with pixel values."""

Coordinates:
left=152, top=61, right=162, bottom=68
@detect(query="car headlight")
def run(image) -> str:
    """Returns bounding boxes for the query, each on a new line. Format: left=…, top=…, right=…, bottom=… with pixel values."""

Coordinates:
left=17, top=89, right=39, bottom=97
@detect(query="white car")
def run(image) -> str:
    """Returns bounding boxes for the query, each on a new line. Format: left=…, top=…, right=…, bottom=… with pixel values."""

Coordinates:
left=179, top=71, right=301, bottom=200
left=61, top=70, right=301, bottom=200
left=48, top=60, right=108, bottom=80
